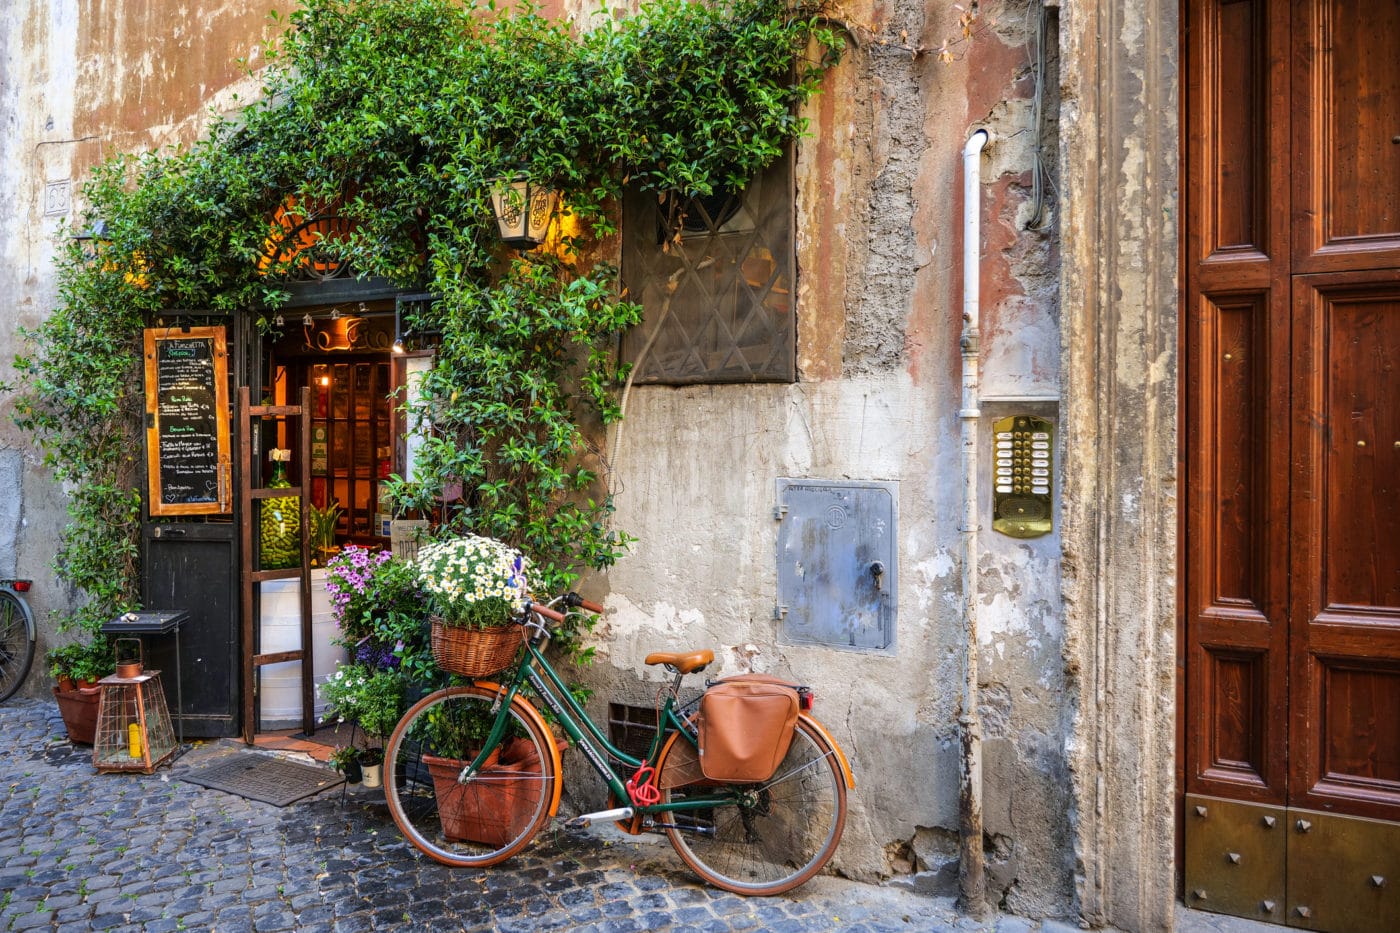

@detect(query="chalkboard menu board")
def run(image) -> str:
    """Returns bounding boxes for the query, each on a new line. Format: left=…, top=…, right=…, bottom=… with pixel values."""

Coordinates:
left=144, top=327, right=232, bottom=516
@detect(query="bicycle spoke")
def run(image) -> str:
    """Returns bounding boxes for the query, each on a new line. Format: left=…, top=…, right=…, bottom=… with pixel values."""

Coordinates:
left=0, top=592, right=34, bottom=703
left=384, top=685, right=557, bottom=868
left=659, top=719, right=846, bottom=895
left=754, top=750, right=835, bottom=794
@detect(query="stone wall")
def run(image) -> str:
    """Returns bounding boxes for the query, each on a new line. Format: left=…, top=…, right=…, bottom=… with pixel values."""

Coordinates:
left=1058, top=0, right=1180, bottom=927
left=592, top=0, right=1080, bottom=917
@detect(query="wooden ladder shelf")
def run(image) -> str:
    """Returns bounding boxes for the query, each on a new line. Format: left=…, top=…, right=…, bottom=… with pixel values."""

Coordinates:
left=237, top=386, right=315, bottom=743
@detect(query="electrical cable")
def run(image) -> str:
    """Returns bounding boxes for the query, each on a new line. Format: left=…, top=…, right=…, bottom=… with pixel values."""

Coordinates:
left=1025, top=1, right=1053, bottom=230
left=606, top=265, right=685, bottom=484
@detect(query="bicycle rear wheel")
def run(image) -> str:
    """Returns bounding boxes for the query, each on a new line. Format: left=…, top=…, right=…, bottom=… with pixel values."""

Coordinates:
left=0, top=590, right=35, bottom=703
left=384, top=684, right=558, bottom=867
left=657, top=717, right=847, bottom=895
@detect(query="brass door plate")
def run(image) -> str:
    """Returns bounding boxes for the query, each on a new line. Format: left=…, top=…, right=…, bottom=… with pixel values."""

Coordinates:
left=1184, top=794, right=1287, bottom=923
left=1184, top=795, right=1400, bottom=932
left=1286, top=806, right=1400, bottom=932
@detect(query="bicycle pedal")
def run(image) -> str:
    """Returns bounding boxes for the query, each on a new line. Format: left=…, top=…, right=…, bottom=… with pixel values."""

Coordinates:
left=565, top=806, right=634, bottom=829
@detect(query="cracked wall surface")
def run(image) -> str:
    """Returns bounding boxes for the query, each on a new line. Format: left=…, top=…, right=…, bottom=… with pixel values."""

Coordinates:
left=600, top=0, right=1080, bottom=916
left=0, top=0, right=288, bottom=695
left=0, top=0, right=618, bottom=677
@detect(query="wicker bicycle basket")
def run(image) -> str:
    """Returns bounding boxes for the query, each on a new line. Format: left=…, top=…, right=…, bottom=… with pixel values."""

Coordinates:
left=430, top=617, right=523, bottom=678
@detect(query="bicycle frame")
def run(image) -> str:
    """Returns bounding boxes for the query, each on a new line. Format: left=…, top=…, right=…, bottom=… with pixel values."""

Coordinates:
left=463, top=619, right=732, bottom=819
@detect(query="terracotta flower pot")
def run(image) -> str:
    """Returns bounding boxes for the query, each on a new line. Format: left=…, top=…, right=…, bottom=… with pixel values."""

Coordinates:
left=53, top=685, right=101, bottom=745
left=423, top=739, right=543, bottom=847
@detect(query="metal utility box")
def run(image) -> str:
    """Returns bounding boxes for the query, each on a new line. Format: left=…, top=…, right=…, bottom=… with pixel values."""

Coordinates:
left=775, top=478, right=897, bottom=651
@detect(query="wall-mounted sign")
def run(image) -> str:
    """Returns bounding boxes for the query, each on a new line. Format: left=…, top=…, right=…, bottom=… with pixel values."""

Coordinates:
left=310, top=424, right=329, bottom=475
left=144, top=326, right=232, bottom=516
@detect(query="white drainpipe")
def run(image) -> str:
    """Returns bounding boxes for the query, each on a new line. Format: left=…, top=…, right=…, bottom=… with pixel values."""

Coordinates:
left=957, top=128, right=989, bottom=919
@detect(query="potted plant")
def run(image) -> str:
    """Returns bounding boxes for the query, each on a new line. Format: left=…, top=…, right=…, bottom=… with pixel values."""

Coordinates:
left=308, top=502, right=343, bottom=567
left=48, top=638, right=114, bottom=744
left=329, top=745, right=362, bottom=785
left=69, top=640, right=115, bottom=688
left=318, top=662, right=406, bottom=790
left=416, top=703, right=541, bottom=846
left=49, top=642, right=85, bottom=693
left=325, top=548, right=429, bottom=682
left=424, top=739, right=543, bottom=846
left=414, top=535, right=532, bottom=678
left=358, top=745, right=385, bottom=788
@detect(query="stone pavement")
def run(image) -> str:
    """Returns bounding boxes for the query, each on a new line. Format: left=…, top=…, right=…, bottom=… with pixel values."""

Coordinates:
left=1, top=698, right=1271, bottom=933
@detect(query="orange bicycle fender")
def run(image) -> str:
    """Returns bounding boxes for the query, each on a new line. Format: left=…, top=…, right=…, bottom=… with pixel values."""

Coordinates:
left=799, top=713, right=855, bottom=790
left=476, top=681, right=565, bottom=818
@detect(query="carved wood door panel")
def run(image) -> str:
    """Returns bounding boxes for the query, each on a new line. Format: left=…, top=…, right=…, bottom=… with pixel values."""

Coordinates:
left=1285, top=0, right=1400, bottom=825
left=1185, top=0, right=1400, bottom=926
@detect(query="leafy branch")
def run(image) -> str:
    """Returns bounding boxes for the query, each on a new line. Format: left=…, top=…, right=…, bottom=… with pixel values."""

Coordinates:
left=8, top=0, right=842, bottom=666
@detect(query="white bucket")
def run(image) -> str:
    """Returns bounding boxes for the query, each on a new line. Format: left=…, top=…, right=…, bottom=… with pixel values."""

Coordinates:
left=258, top=568, right=348, bottom=730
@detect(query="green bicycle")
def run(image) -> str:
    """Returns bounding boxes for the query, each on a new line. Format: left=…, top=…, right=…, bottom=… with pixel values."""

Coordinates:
left=383, top=593, right=853, bottom=896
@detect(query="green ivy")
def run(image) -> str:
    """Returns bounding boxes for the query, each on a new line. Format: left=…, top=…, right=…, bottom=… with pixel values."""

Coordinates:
left=8, top=0, right=841, bottom=668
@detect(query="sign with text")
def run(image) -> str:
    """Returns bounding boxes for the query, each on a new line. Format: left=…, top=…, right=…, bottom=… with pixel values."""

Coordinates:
left=144, top=326, right=232, bottom=515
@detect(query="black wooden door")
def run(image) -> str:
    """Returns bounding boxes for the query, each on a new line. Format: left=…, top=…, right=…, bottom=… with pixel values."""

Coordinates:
left=141, top=521, right=240, bottom=737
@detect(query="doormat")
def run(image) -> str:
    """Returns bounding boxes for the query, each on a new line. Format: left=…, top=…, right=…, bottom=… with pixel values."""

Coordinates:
left=178, top=752, right=343, bottom=806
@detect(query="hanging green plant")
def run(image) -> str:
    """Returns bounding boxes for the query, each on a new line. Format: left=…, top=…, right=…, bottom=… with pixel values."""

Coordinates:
left=7, top=0, right=842, bottom=646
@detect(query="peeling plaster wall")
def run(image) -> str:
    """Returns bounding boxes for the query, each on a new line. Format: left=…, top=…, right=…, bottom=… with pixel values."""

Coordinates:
left=596, top=0, right=1077, bottom=917
left=1057, top=0, right=1179, bottom=927
left=0, top=0, right=286, bottom=694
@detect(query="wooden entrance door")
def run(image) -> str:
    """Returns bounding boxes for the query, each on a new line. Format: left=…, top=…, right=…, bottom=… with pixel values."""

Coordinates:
left=1184, top=0, right=1400, bottom=927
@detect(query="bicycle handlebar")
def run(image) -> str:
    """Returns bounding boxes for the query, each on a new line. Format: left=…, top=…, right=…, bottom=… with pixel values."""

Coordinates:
left=532, top=603, right=566, bottom=623
left=524, top=593, right=601, bottom=630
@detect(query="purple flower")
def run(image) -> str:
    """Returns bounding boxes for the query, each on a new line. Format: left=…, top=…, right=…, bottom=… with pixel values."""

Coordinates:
left=355, top=639, right=400, bottom=669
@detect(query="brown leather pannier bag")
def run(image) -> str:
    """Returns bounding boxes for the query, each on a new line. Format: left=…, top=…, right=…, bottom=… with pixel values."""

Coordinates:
left=697, top=673, right=801, bottom=783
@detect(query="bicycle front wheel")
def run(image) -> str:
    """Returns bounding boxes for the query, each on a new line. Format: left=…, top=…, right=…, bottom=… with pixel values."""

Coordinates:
left=384, top=684, right=558, bottom=868
left=657, top=717, right=848, bottom=895
left=0, top=591, right=35, bottom=703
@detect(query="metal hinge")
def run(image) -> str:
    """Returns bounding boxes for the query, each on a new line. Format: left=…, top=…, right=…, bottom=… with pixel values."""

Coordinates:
left=773, top=504, right=787, bottom=520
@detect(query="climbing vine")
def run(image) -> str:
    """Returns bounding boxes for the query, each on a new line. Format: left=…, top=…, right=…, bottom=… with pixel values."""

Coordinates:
left=10, top=0, right=842, bottom=661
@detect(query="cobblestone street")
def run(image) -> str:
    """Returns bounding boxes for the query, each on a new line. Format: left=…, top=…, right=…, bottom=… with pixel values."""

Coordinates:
left=1, top=698, right=1269, bottom=933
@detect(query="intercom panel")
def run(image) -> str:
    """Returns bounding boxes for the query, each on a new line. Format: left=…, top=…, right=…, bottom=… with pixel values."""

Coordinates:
left=992, top=415, right=1053, bottom=538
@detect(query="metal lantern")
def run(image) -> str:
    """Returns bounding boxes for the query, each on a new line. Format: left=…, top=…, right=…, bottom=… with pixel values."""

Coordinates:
left=488, top=174, right=557, bottom=248
left=70, top=219, right=110, bottom=264
left=93, top=641, right=177, bottom=774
